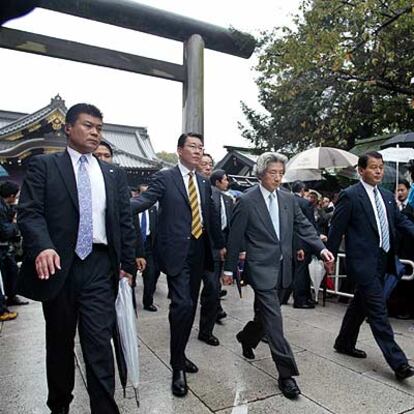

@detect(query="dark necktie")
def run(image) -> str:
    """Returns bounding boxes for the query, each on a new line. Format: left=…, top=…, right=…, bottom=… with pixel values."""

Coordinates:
left=75, top=155, right=93, bottom=260
left=140, top=211, right=147, bottom=243
left=373, top=187, right=390, bottom=252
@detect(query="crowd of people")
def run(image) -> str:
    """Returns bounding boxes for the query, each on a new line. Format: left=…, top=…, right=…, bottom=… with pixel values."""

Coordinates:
left=2, top=102, right=414, bottom=413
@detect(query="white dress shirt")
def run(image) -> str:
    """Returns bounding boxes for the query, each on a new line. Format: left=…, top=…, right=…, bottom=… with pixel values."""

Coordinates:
left=138, top=210, right=150, bottom=236
left=67, top=146, right=108, bottom=245
left=178, top=161, right=203, bottom=225
left=360, top=179, right=389, bottom=248
left=220, top=193, right=227, bottom=230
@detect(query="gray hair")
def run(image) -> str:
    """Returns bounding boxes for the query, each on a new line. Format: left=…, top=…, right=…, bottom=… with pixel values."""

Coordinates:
left=254, top=152, right=288, bottom=178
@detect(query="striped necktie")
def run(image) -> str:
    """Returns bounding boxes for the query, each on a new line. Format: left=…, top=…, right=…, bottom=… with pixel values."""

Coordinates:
left=373, top=187, right=390, bottom=252
left=188, top=172, right=202, bottom=239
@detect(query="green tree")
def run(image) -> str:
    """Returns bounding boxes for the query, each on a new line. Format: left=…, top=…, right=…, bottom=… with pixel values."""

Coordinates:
left=156, top=151, right=178, bottom=164
left=240, top=0, right=414, bottom=156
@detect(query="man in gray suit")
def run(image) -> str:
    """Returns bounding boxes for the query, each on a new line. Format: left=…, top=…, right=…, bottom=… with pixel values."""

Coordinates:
left=222, top=152, right=334, bottom=399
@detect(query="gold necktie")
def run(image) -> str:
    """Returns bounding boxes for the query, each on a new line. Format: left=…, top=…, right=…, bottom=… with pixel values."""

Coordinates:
left=188, top=172, right=202, bottom=239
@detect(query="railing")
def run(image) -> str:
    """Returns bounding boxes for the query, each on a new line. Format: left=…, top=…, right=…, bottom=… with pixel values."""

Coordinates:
left=325, top=253, right=414, bottom=299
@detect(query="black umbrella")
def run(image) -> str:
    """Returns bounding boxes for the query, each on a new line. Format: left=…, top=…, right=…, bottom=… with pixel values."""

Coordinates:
left=381, top=132, right=414, bottom=149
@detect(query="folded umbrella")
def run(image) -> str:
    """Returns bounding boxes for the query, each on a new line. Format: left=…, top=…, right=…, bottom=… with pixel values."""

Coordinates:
left=115, top=277, right=140, bottom=407
left=308, top=256, right=326, bottom=303
left=113, top=322, right=127, bottom=397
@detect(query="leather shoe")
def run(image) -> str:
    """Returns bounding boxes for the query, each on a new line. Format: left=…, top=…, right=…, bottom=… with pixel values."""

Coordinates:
left=236, top=332, right=255, bottom=359
left=143, top=304, right=157, bottom=312
left=198, top=333, right=220, bottom=346
left=51, top=407, right=69, bottom=414
left=395, top=364, right=414, bottom=381
left=219, top=289, right=227, bottom=298
left=6, top=296, right=29, bottom=306
left=293, top=302, right=315, bottom=309
left=172, top=369, right=187, bottom=397
left=278, top=377, right=301, bottom=399
left=334, top=345, right=367, bottom=359
left=184, top=358, right=198, bottom=373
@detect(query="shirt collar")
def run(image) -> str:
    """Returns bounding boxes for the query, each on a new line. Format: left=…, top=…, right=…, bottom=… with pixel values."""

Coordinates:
left=259, top=184, right=277, bottom=200
left=178, top=160, right=195, bottom=177
left=67, top=146, right=93, bottom=164
left=360, top=179, right=377, bottom=193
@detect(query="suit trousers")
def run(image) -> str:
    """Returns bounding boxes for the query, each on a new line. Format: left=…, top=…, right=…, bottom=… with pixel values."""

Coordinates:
left=292, top=251, right=313, bottom=305
left=199, top=260, right=221, bottom=336
left=142, top=240, right=160, bottom=307
left=335, top=250, right=408, bottom=371
left=0, top=249, right=19, bottom=300
left=42, top=246, right=119, bottom=414
left=238, top=288, right=299, bottom=378
left=167, top=235, right=205, bottom=370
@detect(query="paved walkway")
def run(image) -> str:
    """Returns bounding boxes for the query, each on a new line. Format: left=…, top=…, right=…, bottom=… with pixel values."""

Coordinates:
left=1, top=276, right=414, bottom=414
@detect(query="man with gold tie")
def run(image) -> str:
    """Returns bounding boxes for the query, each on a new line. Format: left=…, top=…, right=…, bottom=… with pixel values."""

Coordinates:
left=131, top=133, right=225, bottom=397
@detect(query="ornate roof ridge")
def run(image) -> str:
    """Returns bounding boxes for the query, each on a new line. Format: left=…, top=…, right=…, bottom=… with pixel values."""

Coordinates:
left=0, top=94, right=66, bottom=138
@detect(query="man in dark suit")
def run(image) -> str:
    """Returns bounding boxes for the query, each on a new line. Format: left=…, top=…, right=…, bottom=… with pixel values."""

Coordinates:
left=198, top=169, right=233, bottom=344
left=222, top=152, right=334, bottom=399
left=327, top=151, right=414, bottom=381
left=131, top=133, right=225, bottom=397
left=17, top=104, right=137, bottom=414
left=135, top=184, right=160, bottom=312
left=282, top=180, right=319, bottom=308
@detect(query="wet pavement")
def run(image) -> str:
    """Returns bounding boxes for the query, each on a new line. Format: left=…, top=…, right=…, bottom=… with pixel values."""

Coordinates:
left=1, top=276, right=414, bottom=414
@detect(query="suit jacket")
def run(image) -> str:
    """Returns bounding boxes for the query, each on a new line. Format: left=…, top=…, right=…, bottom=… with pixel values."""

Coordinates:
left=131, top=166, right=224, bottom=276
left=224, top=186, right=325, bottom=290
left=327, top=182, right=414, bottom=284
left=133, top=205, right=158, bottom=257
left=293, top=194, right=317, bottom=252
left=211, top=186, right=233, bottom=259
left=17, top=151, right=137, bottom=302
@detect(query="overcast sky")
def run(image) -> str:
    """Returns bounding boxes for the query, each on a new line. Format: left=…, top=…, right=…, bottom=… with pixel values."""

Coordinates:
left=0, top=0, right=301, bottom=161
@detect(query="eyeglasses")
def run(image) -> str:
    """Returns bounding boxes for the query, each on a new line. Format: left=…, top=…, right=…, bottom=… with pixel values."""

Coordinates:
left=185, top=144, right=204, bottom=152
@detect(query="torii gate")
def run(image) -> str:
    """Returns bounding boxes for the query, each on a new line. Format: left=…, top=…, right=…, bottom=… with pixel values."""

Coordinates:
left=0, top=0, right=256, bottom=136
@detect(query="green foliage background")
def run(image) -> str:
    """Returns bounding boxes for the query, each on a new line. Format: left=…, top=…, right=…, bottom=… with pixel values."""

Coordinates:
left=240, top=0, right=414, bottom=156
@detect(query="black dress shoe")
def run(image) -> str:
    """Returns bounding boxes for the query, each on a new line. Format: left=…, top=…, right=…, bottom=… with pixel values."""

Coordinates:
left=236, top=332, right=255, bottom=359
left=184, top=358, right=198, bottom=373
left=278, top=377, right=301, bottom=399
left=198, top=333, right=220, bottom=346
left=293, top=302, right=315, bottom=309
left=334, top=345, right=367, bottom=358
left=220, top=289, right=227, bottom=298
left=395, top=364, right=414, bottom=381
left=143, top=304, right=157, bottom=312
left=216, top=310, right=227, bottom=321
left=7, top=296, right=29, bottom=306
left=51, top=407, right=69, bottom=414
left=172, top=369, right=187, bottom=397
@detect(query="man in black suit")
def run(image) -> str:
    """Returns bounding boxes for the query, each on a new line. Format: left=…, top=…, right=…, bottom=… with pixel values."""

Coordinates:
left=327, top=151, right=414, bottom=381
left=17, top=104, right=137, bottom=414
left=198, top=169, right=233, bottom=344
left=135, top=184, right=160, bottom=312
left=222, top=152, right=334, bottom=399
left=131, top=133, right=225, bottom=397
left=282, top=180, right=319, bottom=308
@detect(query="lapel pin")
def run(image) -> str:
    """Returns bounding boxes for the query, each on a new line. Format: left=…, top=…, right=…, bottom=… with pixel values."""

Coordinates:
left=109, top=169, right=114, bottom=173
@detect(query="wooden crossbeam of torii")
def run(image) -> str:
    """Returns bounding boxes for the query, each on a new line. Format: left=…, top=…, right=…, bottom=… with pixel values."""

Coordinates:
left=0, top=0, right=256, bottom=136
